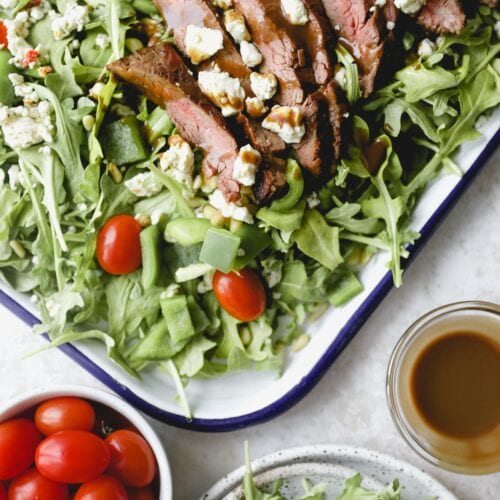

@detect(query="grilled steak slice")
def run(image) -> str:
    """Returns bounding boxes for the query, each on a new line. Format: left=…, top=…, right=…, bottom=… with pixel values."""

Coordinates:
left=320, top=81, right=347, bottom=161
left=254, top=157, right=287, bottom=203
left=108, top=44, right=241, bottom=202
left=232, top=0, right=306, bottom=105
left=153, top=0, right=250, bottom=82
left=321, top=0, right=385, bottom=96
left=292, top=91, right=331, bottom=176
left=417, top=0, right=466, bottom=34
left=235, top=114, right=287, bottom=156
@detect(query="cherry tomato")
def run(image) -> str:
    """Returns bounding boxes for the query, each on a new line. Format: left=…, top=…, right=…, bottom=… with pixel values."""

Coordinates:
left=213, top=268, right=267, bottom=322
left=0, top=21, right=7, bottom=48
left=105, top=430, right=156, bottom=488
left=8, top=468, right=68, bottom=500
left=96, top=215, right=142, bottom=275
left=128, top=487, right=155, bottom=500
left=0, top=483, right=6, bottom=500
left=35, top=430, right=110, bottom=484
left=35, top=397, right=96, bottom=436
left=0, top=419, right=41, bottom=480
left=74, top=476, right=128, bottom=500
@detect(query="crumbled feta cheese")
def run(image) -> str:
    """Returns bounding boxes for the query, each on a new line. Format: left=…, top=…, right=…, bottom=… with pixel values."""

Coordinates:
left=417, top=38, right=436, bottom=59
left=0, top=101, right=53, bottom=150
left=95, top=33, right=110, bottom=49
left=223, top=9, right=250, bottom=44
left=159, top=137, right=195, bottom=188
left=77, top=202, right=87, bottom=211
left=212, top=0, right=233, bottom=8
left=89, top=82, right=105, bottom=100
left=184, top=25, right=223, bottom=65
left=250, top=72, right=278, bottom=101
left=7, top=164, right=22, bottom=190
left=262, top=105, right=305, bottom=144
left=334, top=67, right=347, bottom=91
left=374, top=0, right=387, bottom=6
left=240, top=41, right=262, bottom=68
left=233, top=145, right=261, bottom=187
left=306, top=192, right=320, bottom=209
left=386, top=21, right=396, bottom=31
left=50, top=2, right=90, bottom=41
left=124, top=172, right=163, bottom=198
left=198, top=68, right=245, bottom=117
left=0, top=0, right=17, bottom=8
left=209, top=189, right=254, bottom=224
left=161, top=283, right=180, bottom=300
left=280, top=0, right=308, bottom=25
left=245, top=97, right=268, bottom=118
left=394, top=0, right=427, bottom=15
left=9, top=73, right=39, bottom=103
left=3, top=11, right=38, bottom=67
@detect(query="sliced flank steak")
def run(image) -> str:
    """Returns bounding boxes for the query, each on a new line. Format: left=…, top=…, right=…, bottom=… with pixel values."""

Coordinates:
left=153, top=0, right=250, bottom=83
left=320, top=80, right=347, bottom=162
left=417, top=0, right=466, bottom=34
left=235, top=114, right=287, bottom=157
left=108, top=44, right=285, bottom=204
left=108, top=44, right=241, bottom=201
left=321, top=0, right=385, bottom=96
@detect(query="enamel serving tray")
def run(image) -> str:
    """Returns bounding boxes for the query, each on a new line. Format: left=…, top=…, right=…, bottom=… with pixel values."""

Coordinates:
left=1, top=111, right=498, bottom=432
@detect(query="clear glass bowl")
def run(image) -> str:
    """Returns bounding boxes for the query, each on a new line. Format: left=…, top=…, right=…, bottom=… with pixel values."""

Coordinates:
left=387, top=301, right=500, bottom=475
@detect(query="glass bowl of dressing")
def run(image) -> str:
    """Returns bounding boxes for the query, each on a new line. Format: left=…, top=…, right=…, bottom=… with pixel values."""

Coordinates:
left=387, top=301, right=500, bottom=475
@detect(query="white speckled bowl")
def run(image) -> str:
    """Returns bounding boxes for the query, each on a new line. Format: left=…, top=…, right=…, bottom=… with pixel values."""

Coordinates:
left=202, top=445, right=458, bottom=500
left=0, top=386, right=173, bottom=500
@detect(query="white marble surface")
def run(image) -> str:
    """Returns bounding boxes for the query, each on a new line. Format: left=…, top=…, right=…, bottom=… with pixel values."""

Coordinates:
left=0, top=150, right=499, bottom=500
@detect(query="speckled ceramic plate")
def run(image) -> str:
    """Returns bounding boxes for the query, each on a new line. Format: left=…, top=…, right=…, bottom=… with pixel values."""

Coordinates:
left=201, top=445, right=458, bottom=500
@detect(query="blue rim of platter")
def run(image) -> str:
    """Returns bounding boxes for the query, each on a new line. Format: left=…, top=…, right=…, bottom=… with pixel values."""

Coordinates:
left=1, top=129, right=499, bottom=432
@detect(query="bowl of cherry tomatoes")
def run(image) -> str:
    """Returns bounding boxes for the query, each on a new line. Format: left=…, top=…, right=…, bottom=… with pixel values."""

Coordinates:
left=0, top=386, right=172, bottom=500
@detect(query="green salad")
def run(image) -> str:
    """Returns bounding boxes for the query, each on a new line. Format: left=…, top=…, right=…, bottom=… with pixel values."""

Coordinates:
left=0, top=1, right=499, bottom=417
left=242, top=443, right=402, bottom=500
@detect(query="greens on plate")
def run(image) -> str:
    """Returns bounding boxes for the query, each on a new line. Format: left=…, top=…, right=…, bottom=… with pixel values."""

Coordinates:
left=0, top=1, right=499, bottom=417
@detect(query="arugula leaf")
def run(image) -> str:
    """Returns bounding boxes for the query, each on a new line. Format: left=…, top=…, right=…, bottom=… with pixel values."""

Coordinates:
left=337, top=474, right=401, bottom=500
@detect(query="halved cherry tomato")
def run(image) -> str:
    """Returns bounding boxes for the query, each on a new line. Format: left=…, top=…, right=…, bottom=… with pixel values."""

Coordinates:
left=96, top=215, right=142, bottom=275
left=0, top=21, right=7, bottom=48
left=35, top=430, right=110, bottom=484
left=35, top=397, right=96, bottom=436
left=21, top=49, right=39, bottom=68
left=0, top=483, right=5, bottom=500
left=8, top=468, right=69, bottom=500
left=0, top=419, right=41, bottom=480
left=213, top=268, right=267, bottom=322
left=105, top=430, right=156, bottom=487
left=74, top=475, right=128, bottom=500
left=128, top=487, right=155, bottom=500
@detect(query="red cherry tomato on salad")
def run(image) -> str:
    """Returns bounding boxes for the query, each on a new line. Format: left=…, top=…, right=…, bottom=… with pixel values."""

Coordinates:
left=96, top=215, right=142, bottom=275
left=0, top=21, right=7, bottom=48
left=0, top=483, right=6, bottom=500
left=74, top=476, right=128, bottom=500
left=35, top=397, right=96, bottom=436
left=128, top=487, right=155, bottom=500
left=0, top=419, right=41, bottom=480
left=21, top=49, right=39, bottom=68
left=8, top=468, right=69, bottom=500
left=105, top=430, right=156, bottom=487
left=35, top=430, right=110, bottom=484
left=213, top=268, right=267, bottom=322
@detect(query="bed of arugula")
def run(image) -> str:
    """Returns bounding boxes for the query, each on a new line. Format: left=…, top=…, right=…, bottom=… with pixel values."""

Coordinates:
left=0, top=1, right=498, bottom=417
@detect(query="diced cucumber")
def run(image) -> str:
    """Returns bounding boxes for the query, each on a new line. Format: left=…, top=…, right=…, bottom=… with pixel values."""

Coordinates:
left=165, top=218, right=211, bottom=246
left=161, top=295, right=196, bottom=344
left=199, top=228, right=241, bottom=273
left=233, top=224, right=272, bottom=270
left=329, top=272, right=364, bottom=307
left=101, top=116, right=148, bottom=165
left=140, top=225, right=161, bottom=289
